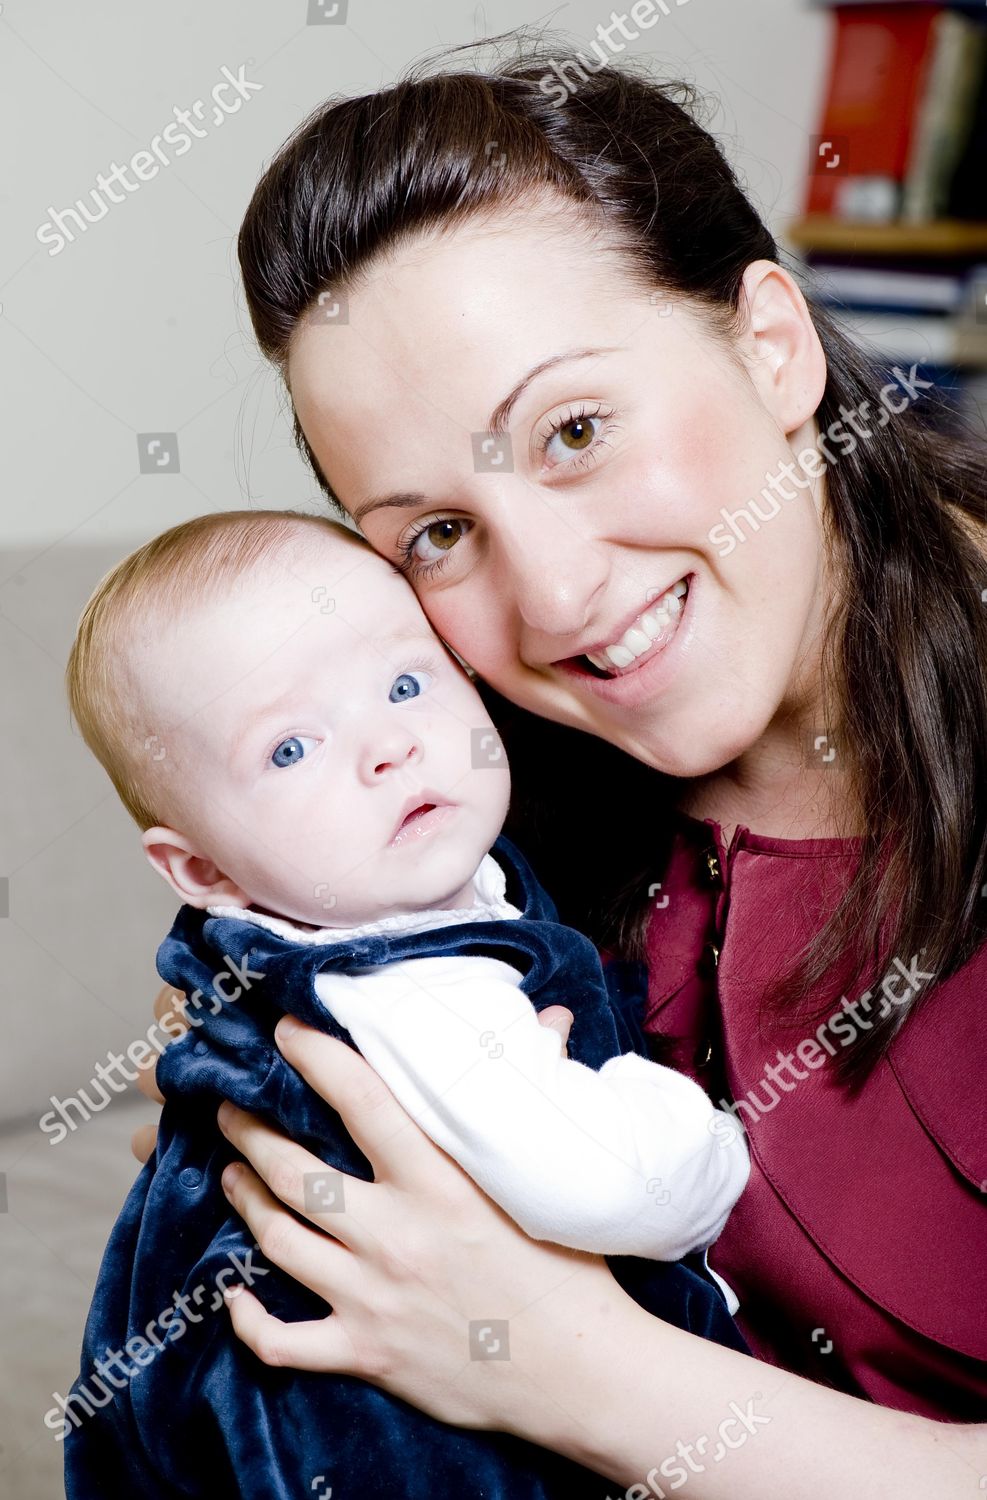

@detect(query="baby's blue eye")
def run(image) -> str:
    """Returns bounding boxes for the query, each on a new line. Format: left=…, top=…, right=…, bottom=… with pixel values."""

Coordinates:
left=389, top=670, right=432, bottom=703
left=270, top=735, right=318, bottom=768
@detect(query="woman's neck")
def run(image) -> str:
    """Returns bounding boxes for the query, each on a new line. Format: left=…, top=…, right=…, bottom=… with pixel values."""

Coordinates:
left=678, top=507, right=987, bottom=847
left=674, top=746, right=862, bottom=845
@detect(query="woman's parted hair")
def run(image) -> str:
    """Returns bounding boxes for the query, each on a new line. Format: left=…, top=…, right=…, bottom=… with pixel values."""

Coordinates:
left=235, top=31, right=987, bottom=1086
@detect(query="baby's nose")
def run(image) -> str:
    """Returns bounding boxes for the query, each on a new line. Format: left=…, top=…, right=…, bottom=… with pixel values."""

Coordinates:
left=364, top=731, right=422, bottom=781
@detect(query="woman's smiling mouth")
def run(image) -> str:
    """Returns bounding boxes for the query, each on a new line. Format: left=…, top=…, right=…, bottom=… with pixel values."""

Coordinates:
left=560, top=576, right=691, bottom=679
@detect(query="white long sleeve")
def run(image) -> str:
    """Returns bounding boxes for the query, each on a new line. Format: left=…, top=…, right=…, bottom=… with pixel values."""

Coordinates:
left=313, top=953, right=750, bottom=1264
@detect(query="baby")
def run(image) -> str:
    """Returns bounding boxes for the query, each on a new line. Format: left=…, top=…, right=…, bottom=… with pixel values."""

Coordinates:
left=62, top=509, right=750, bottom=1500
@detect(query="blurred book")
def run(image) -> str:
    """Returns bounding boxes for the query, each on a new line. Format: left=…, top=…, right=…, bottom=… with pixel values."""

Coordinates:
left=833, top=308, right=987, bottom=365
left=809, top=263, right=987, bottom=361
left=903, top=10, right=987, bottom=221
left=948, top=31, right=987, bottom=219
left=807, top=6, right=942, bottom=222
left=806, top=4, right=987, bottom=225
left=800, top=2, right=987, bottom=398
left=808, top=263, right=966, bottom=311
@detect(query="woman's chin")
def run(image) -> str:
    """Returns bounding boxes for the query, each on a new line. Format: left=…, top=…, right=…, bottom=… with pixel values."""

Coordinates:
left=615, top=721, right=765, bottom=782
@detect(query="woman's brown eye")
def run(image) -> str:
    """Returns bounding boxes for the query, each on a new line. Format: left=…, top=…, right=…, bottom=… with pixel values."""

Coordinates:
left=545, top=413, right=607, bottom=463
left=409, top=516, right=471, bottom=566
left=425, top=520, right=462, bottom=550
left=560, top=418, right=594, bottom=451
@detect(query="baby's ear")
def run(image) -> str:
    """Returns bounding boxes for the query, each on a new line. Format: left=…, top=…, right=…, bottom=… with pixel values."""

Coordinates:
left=141, top=827, right=250, bottom=909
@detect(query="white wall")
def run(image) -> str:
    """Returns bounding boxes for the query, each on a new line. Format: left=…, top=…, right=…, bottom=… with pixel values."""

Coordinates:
left=2, top=0, right=829, bottom=551
left=0, top=6, right=828, bottom=1494
left=2, top=0, right=831, bottom=1120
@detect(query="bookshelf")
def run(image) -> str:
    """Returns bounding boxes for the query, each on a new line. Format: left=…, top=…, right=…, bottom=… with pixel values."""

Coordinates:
left=789, top=0, right=987, bottom=416
left=807, top=0, right=987, bottom=10
left=789, top=218, right=987, bottom=259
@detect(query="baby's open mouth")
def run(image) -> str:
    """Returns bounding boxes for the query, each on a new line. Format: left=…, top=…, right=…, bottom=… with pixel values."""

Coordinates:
left=399, top=801, right=436, bottom=828
left=389, top=794, right=457, bottom=848
left=568, top=576, right=690, bottom=679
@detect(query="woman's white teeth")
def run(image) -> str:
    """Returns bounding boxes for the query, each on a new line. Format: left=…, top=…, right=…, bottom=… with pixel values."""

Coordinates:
left=585, top=579, right=688, bottom=672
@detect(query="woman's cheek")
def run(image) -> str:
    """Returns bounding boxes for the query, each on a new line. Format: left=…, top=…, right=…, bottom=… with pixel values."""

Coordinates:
left=423, top=587, right=503, bottom=680
left=599, top=411, right=733, bottom=543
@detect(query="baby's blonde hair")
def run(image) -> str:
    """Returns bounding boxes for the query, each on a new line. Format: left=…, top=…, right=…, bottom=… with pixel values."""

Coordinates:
left=66, top=509, right=371, bottom=830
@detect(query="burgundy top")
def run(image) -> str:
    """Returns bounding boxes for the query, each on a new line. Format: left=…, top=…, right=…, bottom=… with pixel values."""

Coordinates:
left=643, top=810, right=987, bottom=1419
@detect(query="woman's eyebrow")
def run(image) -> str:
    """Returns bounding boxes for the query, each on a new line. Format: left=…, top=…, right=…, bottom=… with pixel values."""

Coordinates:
left=352, top=346, right=617, bottom=526
left=486, top=345, right=617, bottom=438
left=352, top=490, right=428, bottom=526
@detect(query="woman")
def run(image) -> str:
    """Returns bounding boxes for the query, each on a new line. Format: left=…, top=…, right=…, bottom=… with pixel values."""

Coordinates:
left=139, top=35, right=987, bottom=1492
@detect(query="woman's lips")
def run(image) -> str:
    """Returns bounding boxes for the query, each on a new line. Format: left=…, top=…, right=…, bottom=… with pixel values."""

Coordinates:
left=553, top=572, right=696, bottom=706
left=558, top=576, right=692, bottom=679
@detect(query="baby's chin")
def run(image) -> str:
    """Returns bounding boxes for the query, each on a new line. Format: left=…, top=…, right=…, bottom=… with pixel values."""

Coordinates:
left=245, top=900, right=328, bottom=932
left=243, top=825, right=495, bottom=929
left=264, top=874, right=482, bottom=931
left=311, top=888, right=480, bottom=929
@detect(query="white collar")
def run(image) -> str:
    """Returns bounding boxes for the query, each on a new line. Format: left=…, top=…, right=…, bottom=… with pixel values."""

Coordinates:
left=206, top=851, right=523, bottom=947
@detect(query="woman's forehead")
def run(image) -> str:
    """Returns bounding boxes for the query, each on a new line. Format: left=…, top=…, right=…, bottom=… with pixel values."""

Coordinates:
left=287, top=210, right=639, bottom=406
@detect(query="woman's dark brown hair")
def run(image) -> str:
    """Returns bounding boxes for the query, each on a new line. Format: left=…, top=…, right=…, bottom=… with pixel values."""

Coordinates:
left=236, top=30, right=987, bottom=1086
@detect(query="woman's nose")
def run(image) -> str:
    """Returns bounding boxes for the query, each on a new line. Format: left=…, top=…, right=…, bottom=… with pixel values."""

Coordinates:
left=494, top=507, right=609, bottom=640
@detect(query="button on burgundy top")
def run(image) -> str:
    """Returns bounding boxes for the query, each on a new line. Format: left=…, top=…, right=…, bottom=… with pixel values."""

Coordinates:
left=643, top=810, right=987, bottom=1419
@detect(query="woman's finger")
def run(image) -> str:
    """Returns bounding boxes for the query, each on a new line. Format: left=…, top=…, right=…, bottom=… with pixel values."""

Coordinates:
left=131, top=1121, right=158, bottom=1164
left=137, top=984, right=189, bottom=1104
left=223, top=1285, right=356, bottom=1373
left=272, top=1020, right=460, bottom=1187
left=536, top=1005, right=574, bottom=1057
left=218, top=1101, right=373, bottom=1248
left=220, top=1159, right=356, bottom=1297
left=153, top=984, right=186, bottom=1032
left=154, top=981, right=187, bottom=1028
left=135, top=1059, right=166, bottom=1105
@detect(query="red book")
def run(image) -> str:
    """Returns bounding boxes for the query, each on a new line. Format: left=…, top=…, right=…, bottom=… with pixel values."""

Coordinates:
left=806, top=4, right=942, bottom=219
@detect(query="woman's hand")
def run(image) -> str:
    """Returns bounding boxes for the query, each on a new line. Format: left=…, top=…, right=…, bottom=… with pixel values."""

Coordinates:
left=215, top=1016, right=986, bottom=1497
left=130, top=993, right=570, bottom=1165
left=215, top=1011, right=621, bottom=1439
left=131, top=983, right=189, bottom=1162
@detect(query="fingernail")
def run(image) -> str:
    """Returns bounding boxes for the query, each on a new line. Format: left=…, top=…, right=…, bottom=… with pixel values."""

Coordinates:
left=223, top=1284, right=244, bottom=1301
left=217, top=1100, right=233, bottom=1129
left=221, top=1163, right=243, bottom=1192
left=275, top=1016, right=299, bottom=1043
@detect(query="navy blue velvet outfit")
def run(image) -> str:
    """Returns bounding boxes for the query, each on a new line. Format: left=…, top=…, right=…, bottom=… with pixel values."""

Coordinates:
left=64, top=833, right=749, bottom=1498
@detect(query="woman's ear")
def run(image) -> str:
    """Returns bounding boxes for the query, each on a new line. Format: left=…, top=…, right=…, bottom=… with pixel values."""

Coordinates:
left=736, top=260, right=827, bottom=436
left=141, top=826, right=251, bottom=909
